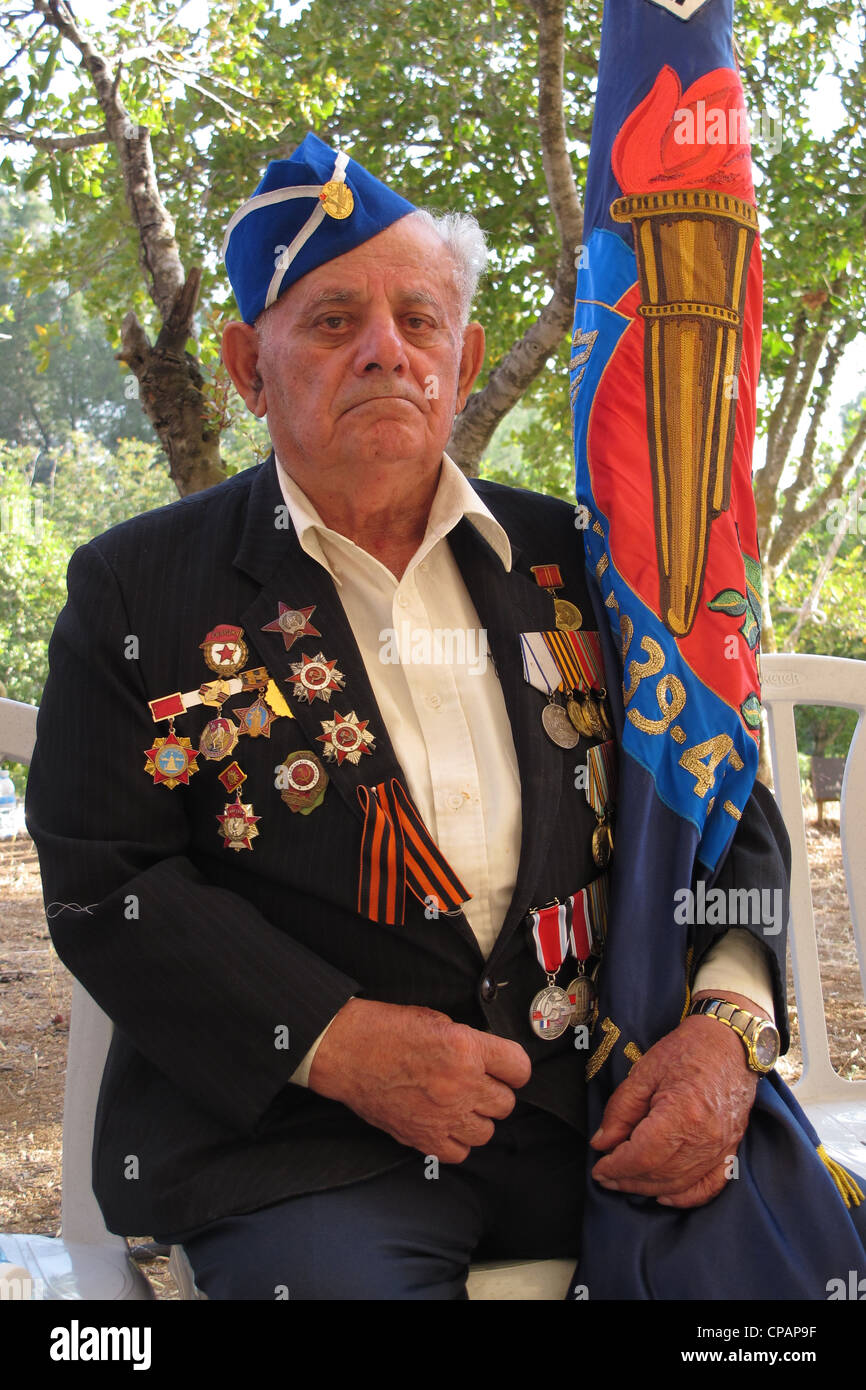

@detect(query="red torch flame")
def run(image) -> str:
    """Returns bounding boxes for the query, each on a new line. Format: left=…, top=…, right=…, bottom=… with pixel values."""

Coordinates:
left=612, top=64, right=755, bottom=203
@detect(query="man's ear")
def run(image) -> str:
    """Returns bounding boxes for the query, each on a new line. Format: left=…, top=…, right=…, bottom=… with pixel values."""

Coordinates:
left=456, top=321, right=485, bottom=413
left=221, top=321, right=267, bottom=418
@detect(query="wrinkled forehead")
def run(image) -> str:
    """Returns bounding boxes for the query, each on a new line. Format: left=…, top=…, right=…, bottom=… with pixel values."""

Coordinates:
left=259, top=217, right=462, bottom=328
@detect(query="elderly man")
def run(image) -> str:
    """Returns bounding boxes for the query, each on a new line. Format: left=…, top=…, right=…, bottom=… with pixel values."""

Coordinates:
left=26, top=135, right=789, bottom=1300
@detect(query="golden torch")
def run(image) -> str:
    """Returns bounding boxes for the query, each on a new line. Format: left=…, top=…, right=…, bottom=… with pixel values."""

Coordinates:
left=610, top=68, right=759, bottom=637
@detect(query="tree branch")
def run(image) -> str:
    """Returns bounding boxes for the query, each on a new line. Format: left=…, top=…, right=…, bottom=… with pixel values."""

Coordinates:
left=448, top=0, right=582, bottom=469
left=769, top=408, right=866, bottom=567
left=786, top=466, right=866, bottom=649
left=526, top=0, right=584, bottom=256
left=34, top=0, right=185, bottom=321
left=0, top=119, right=110, bottom=149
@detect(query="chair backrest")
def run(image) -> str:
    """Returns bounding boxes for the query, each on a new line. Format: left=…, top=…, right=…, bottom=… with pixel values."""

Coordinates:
left=0, top=697, right=123, bottom=1250
left=760, top=653, right=866, bottom=1107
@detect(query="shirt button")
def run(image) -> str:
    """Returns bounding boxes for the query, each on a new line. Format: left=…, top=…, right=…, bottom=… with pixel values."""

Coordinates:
left=397, top=594, right=409, bottom=609
left=427, top=693, right=442, bottom=709
left=447, top=792, right=463, bottom=810
left=480, top=977, right=497, bottom=1002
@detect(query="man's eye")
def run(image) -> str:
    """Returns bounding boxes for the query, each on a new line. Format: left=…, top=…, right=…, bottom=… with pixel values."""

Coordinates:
left=406, top=317, right=433, bottom=331
left=319, top=315, right=349, bottom=330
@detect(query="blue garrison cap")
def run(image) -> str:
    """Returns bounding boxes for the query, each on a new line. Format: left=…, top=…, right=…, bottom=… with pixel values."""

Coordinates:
left=221, top=132, right=416, bottom=324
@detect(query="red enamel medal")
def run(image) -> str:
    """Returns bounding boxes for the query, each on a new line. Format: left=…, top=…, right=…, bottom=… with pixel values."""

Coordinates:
left=317, top=710, right=375, bottom=765
left=276, top=749, right=329, bottom=813
left=144, top=726, right=199, bottom=788
left=261, top=602, right=321, bottom=651
left=216, top=796, right=260, bottom=851
left=288, top=651, right=345, bottom=705
left=200, top=624, right=249, bottom=676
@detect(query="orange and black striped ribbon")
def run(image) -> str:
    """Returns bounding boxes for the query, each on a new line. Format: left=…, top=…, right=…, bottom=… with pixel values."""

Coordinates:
left=542, top=628, right=603, bottom=691
left=357, top=779, right=472, bottom=926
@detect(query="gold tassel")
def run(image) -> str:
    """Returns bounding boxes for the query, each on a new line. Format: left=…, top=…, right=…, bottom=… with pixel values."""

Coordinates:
left=680, top=945, right=694, bottom=1022
left=817, top=1144, right=864, bottom=1209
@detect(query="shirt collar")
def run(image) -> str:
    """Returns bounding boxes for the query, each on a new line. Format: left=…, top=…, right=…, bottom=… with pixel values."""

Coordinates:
left=273, top=452, right=512, bottom=583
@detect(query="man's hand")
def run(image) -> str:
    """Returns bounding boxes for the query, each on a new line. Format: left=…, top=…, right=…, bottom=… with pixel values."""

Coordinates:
left=308, top=998, right=532, bottom=1163
left=589, top=990, right=766, bottom=1207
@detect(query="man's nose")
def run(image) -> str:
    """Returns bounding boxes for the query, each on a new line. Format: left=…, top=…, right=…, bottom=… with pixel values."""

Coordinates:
left=353, top=311, right=408, bottom=375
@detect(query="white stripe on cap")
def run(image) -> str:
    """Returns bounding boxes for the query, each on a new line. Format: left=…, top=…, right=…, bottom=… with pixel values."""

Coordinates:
left=223, top=150, right=352, bottom=311
left=262, top=150, right=350, bottom=307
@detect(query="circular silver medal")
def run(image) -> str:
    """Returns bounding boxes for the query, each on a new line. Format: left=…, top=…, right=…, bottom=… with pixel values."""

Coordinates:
left=541, top=702, right=580, bottom=749
left=529, top=983, right=573, bottom=1040
left=566, top=975, right=597, bottom=1028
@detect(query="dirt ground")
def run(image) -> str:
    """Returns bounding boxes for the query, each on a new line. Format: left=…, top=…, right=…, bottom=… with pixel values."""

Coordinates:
left=1, top=812, right=864, bottom=1300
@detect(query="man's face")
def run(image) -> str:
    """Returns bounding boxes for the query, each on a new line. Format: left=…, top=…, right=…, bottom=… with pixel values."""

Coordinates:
left=229, top=216, right=483, bottom=487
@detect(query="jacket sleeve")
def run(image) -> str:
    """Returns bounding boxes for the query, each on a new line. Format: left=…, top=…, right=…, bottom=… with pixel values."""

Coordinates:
left=25, top=540, right=360, bottom=1133
left=690, top=778, right=793, bottom=1052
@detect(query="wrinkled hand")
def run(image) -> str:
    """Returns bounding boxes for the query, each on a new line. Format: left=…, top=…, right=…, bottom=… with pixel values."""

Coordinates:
left=590, top=991, right=765, bottom=1207
left=309, top=998, right=532, bottom=1164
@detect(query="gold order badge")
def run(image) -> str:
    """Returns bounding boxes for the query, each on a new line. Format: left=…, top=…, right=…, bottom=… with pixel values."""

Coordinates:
left=319, top=180, right=354, bottom=219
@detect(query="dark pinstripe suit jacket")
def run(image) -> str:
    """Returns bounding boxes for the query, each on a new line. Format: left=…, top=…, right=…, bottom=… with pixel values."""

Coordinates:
left=25, top=456, right=789, bottom=1236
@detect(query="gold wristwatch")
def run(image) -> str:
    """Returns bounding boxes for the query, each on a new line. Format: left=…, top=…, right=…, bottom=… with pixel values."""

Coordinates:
left=689, top=997, right=780, bottom=1074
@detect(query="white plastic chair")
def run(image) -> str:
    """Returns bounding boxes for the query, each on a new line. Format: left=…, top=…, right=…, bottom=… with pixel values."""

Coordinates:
left=0, top=697, right=153, bottom=1299
left=761, top=653, right=866, bottom=1178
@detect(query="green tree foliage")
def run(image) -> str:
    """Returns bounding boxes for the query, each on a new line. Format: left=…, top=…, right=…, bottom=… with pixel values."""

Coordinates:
left=0, top=191, right=156, bottom=450
left=1, top=432, right=175, bottom=712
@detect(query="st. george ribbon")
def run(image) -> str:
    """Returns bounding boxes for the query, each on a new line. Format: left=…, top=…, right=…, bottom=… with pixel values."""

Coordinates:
left=569, top=0, right=865, bottom=1298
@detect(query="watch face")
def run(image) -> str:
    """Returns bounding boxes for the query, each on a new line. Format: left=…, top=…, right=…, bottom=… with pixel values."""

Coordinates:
left=752, top=1022, right=780, bottom=1071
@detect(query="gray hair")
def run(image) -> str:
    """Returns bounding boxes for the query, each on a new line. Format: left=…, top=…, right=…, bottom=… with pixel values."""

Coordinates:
left=407, top=209, right=488, bottom=326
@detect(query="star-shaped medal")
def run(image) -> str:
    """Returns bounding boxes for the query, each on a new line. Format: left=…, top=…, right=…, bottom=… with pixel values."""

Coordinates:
left=144, top=731, right=199, bottom=788
left=234, top=694, right=277, bottom=738
left=216, top=796, right=260, bottom=852
left=317, top=710, right=375, bottom=766
left=261, top=602, right=321, bottom=652
left=287, top=651, right=345, bottom=705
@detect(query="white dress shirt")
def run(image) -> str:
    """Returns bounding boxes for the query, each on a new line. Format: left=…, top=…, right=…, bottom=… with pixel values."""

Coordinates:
left=273, top=454, right=774, bottom=1083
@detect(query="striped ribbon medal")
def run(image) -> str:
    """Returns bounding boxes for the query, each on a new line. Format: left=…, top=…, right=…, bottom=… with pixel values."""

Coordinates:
left=564, top=873, right=610, bottom=1027
left=356, top=778, right=471, bottom=926
left=586, top=739, right=617, bottom=867
left=519, top=631, right=579, bottom=749
left=528, top=901, right=574, bottom=1040
left=547, top=628, right=613, bottom=740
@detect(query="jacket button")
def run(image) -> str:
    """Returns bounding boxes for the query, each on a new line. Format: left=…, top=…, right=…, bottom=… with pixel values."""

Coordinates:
left=480, top=977, right=497, bottom=1002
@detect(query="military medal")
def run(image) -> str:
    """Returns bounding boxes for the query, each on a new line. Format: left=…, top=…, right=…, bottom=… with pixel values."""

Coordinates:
left=235, top=694, right=278, bottom=738
left=198, top=715, right=239, bottom=762
left=566, top=973, right=597, bottom=1029
left=216, top=796, right=260, bottom=851
left=200, top=625, right=248, bottom=676
left=277, top=749, right=329, bottom=814
left=319, top=179, right=354, bottom=219
left=218, top=761, right=247, bottom=795
left=288, top=652, right=345, bottom=705
left=527, top=900, right=573, bottom=1040
left=261, top=601, right=321, bottom=652
left=144, top=727, right=199, bottom=788
left=317, top=710, right=375, bottom=765
left=541, top=701, right=580, bottom=749
left=530, top=564, right=583, bottom=633
left=565, top=882, right=606, bottom=1027
left=199, top=678, right=234, bottom=708
left=586, top=740, right=617, bottom=867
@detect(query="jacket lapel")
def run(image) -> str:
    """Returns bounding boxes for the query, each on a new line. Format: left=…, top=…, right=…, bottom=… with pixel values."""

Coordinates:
left=446, top=517, right=568, bottom=962
left=233, top=456, right=407, bottom=828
